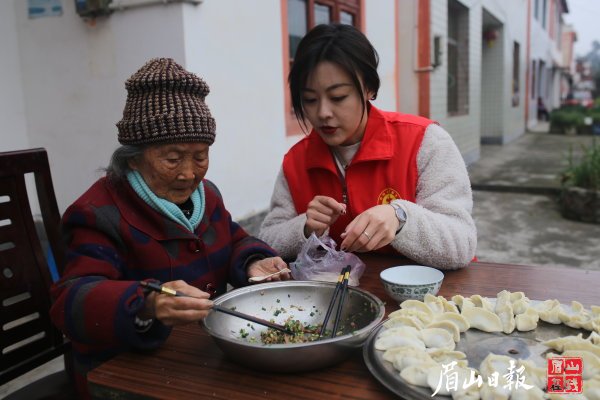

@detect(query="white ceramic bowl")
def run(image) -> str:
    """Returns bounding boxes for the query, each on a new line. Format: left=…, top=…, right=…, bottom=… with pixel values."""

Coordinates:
left=380, top=265, right=444, bottom=303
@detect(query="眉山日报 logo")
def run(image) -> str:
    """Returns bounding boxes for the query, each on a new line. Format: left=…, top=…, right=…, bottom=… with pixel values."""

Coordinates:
left=547, top=357, right=583, bottom=394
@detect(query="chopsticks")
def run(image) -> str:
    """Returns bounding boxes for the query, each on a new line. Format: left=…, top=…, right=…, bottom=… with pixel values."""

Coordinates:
left=319, top=265, right=351, bottom=338
left=139, top=281, right=295, bottom=335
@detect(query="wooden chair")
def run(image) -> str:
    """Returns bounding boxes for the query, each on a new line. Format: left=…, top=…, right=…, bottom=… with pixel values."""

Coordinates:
left=0, top=148, right=75, bottom=399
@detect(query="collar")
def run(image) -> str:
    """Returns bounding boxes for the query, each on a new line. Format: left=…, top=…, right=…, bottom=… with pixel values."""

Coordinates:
left=305, top=104, right=393, bottom=172
left=107, top=178, right=201, bottom=241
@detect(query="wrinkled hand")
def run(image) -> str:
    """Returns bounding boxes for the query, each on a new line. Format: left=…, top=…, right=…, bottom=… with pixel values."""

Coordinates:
left=304, top=195, right=347, bottom=237
left=247, top=257, right=291, bottom=282
left=139, top=280, right=213, bottom=326
left=339, top=204, right=400, bottom=252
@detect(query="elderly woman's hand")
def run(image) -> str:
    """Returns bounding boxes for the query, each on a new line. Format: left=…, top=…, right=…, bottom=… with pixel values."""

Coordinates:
left=247, top=257, right=291, bottom=282
left=339, top=204, right=399, bottom=253
left=138, top=280, right=213, bottom=326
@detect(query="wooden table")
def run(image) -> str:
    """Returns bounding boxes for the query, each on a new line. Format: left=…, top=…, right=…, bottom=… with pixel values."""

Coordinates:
left=88, top=255, right=600, bottom=399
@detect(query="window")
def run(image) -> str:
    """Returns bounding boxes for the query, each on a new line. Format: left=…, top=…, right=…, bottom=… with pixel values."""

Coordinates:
left=447, top=0, right=469, bottom=115
left=512, top=42, right=520, bottom=107
left=541, top=0, right=547, bottom=29
left=287, top=0, right=361, bottom=63
left=531, top=60, right=536, bottom=100
left=285, top=0, right=362, bottom=135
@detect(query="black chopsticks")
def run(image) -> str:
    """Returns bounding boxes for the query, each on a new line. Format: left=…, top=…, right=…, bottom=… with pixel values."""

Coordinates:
left=139, top=281, right=295, bottom=335
left=319, top=265, right=351, bottom=338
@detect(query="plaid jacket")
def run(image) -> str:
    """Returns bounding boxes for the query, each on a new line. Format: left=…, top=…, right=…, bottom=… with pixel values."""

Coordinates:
left=50, top=177, right=277, bottom=397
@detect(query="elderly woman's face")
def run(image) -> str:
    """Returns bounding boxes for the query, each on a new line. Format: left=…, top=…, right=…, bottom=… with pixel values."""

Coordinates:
left=131, top=142, right=209, bottom=204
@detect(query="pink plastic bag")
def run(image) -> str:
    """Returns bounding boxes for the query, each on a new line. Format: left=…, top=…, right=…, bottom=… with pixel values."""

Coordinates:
left=290, top=234, right=365, bottom=286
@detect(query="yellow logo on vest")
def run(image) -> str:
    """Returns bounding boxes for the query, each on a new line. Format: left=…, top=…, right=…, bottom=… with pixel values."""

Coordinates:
left=378, top=188, right=401, bottom=204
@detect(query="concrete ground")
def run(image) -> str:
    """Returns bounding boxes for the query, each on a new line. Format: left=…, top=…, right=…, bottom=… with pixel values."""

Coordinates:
left=3, top=124, right=599, bottom=397
left=469, top=123, right=600, bottom=271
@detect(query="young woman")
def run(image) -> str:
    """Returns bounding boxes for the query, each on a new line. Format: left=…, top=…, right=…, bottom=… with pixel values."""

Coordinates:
left=259, top=24, right=476, bottom=270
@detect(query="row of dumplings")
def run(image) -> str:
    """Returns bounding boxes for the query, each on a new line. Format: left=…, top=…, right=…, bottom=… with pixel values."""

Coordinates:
left=374, top=291, right=600, bottom=399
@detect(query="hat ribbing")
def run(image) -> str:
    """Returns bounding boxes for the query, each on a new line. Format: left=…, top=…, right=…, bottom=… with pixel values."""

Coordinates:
left=116, top=58, right=216, bottom=146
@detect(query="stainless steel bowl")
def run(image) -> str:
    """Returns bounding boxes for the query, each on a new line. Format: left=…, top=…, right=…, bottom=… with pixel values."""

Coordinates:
left=202, top=280, right=385, bottom=372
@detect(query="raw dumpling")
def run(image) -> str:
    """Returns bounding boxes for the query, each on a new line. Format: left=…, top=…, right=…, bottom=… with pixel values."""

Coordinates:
left=510, top=385, right=546, bottom=400
left=378, top=326, right=422, bottom=340
left=561, top=349, right=600, bottom=379
left=384, top=315, right=425, bottom=330
left=515, top=307, right=539, bottom=332
left=400, top=361, right=439, bottom=387
left=479, top=382, right=511, bottom=400
left=559, top=301, right=593, bottom=329
left=517, top=359, right=546, bottom=390
left=392, top=349, right=436, bottom=371
left=563, top=339, right=600, bottom=358
left=388, top=308, right=433, bottom=326
left=470, top=295, right=495, bottom=313
left=543, top=333, right=585, bottom=352
left=427, top=363, right=472, bottom=397
left=427, top=348, right=467, bottom=365
left=452, top=295, right=476, bottom=311
left=427, top=320, right=461, bottom=342
left=495, top=303, right=516, bottom=334
left=534, top=299, right=564, bottom=324
left=583, top=378, right=600, bottom=400
left=383, top=346, right=424, bottom=363
left=512, top=298, right=531, bottom=315
left=434, top=312, right=471, bottom=332
left=421, top=328, right=456, bottom=350
left=375, top=334, right=426, bottom=351
left=423, top=293, right=445, bottom=314
left=461, top=306, right=503, bottom=333
left=400, top=299, right=435, bottom=317
left=479, top=354, right=513, bottom=381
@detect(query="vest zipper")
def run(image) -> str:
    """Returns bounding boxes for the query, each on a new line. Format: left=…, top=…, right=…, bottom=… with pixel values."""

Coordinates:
left=331, top=152, right=349, bottom=207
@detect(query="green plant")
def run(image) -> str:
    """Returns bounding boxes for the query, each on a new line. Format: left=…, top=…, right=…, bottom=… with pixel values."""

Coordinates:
left=560, top=139, right=600, bottom=190
left=550, top=108, right=586, bottom=133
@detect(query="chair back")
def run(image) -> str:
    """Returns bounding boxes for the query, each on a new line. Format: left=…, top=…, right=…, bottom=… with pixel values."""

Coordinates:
left=0, top=148, right=69, bottom=385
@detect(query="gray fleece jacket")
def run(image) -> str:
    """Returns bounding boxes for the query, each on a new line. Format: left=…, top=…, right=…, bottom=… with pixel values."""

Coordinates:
left=258, top=123, right=477, bottom=270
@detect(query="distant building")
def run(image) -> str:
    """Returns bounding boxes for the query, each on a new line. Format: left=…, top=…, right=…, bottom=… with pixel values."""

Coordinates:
left=0, top=0, right=576, bottom=219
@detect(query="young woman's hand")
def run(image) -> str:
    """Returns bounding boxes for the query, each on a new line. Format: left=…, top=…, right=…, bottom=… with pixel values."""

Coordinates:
left=138, top=280, right=213, bottom=326
left=247, top=257, right=291, bottom=282
left=303, top=195, right=347, bottom=237
left=339, top=204, right=400, bottom=252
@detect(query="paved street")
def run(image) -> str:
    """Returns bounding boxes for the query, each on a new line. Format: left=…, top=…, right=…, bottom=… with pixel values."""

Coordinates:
left=469, top=125, right=600, bottom=270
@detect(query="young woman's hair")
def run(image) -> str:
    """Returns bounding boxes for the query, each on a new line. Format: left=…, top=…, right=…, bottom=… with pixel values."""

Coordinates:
left=289, top=23, right=380, bottom=126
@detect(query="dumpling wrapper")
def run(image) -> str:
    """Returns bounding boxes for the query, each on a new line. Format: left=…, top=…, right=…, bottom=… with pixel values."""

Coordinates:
left=388, top=308, right=433, bottom=326
left=375, top=334, right=425, bottom=351
left=461, top=305, right=503, bottom=333
left=384, top=315, right=425, bottom=330
left=400, top=299, right=435, bottom=317
left=534, top=299, right=563, bottom=324
left=421, top=327, right=456, bottom=350
left=434, top=312, right=470, bottom=332
left=378, top=326, right=422, bottom=340
left=515, top=307, right=539, bottom=332
left=400, top=361, right=439, bottom=387
left=427, top=320, right=461, bottom=342
left=543, top=333, right=585, bottom=352
left=470, top=295, right=495, bottom=313
left=495, top=303, right=516, bottom=334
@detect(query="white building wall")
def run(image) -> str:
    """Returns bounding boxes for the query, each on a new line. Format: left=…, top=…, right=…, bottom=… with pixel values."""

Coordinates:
left=13, top=0, right=186, bottom=214
left=364, top=0, right=397, bottom=112
left=0, top=1, right=30, bottom=152
left=430, top=0, right=482, bottom=165
left=528, top=0, right=558, bottom=128
left=397, top=0, right=419, bottom=115
left=182, top=0, right=286, bottom=220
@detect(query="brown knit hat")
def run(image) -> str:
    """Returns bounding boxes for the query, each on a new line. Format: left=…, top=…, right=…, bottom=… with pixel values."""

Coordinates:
left=116, top=58, right=216, bottom=146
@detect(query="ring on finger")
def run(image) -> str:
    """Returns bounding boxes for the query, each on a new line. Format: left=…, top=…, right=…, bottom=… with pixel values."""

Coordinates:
left=362, top=230, right=372, bottom=240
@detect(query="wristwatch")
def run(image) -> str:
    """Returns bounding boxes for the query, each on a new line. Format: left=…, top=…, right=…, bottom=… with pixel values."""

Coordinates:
left=389, top=200, right=407, bottom=233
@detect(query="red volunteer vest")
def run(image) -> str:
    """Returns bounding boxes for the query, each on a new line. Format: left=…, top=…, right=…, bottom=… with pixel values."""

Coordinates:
left=283, top=105, right=433, bottom=253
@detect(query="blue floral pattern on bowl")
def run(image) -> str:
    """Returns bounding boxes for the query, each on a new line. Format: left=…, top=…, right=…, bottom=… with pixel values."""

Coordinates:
left=381, top=280, right=442, bottom=302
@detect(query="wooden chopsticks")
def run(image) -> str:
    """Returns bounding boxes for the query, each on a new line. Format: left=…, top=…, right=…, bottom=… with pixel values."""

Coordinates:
left=139, top=281, right=295, bottom=335
left=319, top=265, right=352, bottom=338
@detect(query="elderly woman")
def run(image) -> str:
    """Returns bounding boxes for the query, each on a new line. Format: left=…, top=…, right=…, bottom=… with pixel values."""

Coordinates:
left=50, top=58, right=289, bottom=398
